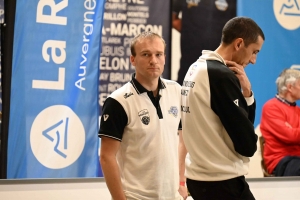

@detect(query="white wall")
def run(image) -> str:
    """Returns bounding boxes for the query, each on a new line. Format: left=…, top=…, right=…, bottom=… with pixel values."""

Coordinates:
left=248, top=177, right=300, bottom=200
left=1, top=177, right=300, bottom=200
left=0, top=178, right=111, bottom=200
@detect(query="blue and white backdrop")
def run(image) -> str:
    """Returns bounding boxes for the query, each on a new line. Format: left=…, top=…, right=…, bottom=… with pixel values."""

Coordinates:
left=238, top=0, right=300, bottom=129
left=6, top=0, right=300, bottom=179
left=7, top=0, right=105, bottom=178
left=6, top=0, right=171, bottom=179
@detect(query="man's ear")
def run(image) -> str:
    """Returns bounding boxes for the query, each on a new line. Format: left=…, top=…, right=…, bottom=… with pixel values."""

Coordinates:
left=234, top=38, right=243, bottom=50
left=286, top=83, right=293, bottom=92
left=130, top=55, right=135, bottom=65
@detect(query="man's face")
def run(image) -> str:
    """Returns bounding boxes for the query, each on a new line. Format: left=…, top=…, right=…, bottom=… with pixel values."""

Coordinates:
left=130, top=37, right=165, bottom=82
left=233, top=35, right=264, bottom=68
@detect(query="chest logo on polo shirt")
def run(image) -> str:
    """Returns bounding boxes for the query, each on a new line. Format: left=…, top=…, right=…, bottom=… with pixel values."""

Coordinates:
left=168, top=106, right=178, bottom=118
left=124, top=92, right=133, bottom=99
left=138, top=109, right=150, bottom=125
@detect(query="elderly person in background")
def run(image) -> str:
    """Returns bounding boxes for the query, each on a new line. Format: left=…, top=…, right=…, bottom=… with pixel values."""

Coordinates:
left=261, top=68, right=300, bottom=176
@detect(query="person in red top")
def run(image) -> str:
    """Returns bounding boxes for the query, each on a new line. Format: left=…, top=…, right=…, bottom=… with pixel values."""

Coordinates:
left=260, top=68, right=300, bottom=176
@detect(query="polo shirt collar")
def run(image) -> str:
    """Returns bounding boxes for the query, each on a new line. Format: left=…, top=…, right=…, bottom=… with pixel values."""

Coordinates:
left=130, top=73, right=166, bottom=94
left=275, top=94, right=297, bottom=106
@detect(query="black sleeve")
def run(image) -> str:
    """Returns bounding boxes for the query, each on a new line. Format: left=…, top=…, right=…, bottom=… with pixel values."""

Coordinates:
left=209, top=67, right=258, bottom=157
left=247, top=99, right=256, bottom=124
left=98, top=97, right=128, bottom=141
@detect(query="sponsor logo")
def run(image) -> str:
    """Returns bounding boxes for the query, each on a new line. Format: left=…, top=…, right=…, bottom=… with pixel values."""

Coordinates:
left=182, top=81, right=195, bottom=88
left=30, top=105, right=85, bottom=169
left=103, top=114, right=109, bottom=121
left=124, top=92, right=133, bottom=99
left=181, top=89, right=189, bottom=96
left=168, top=106, right=178, bottom=117
left=181, top=105, right=191, bottom=113
left=138, top=109, right=150, bottom=125
left=274, top=0, right=300, bottom=30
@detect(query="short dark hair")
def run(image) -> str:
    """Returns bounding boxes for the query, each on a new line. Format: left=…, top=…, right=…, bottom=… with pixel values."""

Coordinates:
left=221, top=17, right=265, bottom=47
left=130, top=31, right=166, bottom=56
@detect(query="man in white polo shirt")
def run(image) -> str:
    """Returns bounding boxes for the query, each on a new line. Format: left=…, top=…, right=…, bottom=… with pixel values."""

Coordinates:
left=99, top=32, right=185, bottom=200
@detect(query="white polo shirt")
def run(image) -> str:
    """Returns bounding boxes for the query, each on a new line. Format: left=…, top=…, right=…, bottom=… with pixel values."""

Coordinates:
left=99, top=76, right=182, bottom=200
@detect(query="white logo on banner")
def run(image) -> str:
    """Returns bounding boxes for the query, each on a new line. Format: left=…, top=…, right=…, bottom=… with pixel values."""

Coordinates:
left=30, top=105, right=85, bottom=169
left=215, top=0, right=228, bottom=11
left=274, top=0, right=300, bottom=30
left=291, top=64, right=300, bottom=69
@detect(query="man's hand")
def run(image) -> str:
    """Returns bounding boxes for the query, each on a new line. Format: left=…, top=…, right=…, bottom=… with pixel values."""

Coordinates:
left=178, top=185, right=188, bottom=200
left=225, top=60, right=252, bottom=97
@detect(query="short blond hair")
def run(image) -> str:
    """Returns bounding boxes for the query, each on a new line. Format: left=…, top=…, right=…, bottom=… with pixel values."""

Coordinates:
left=130, top=31, right=166, bottom=56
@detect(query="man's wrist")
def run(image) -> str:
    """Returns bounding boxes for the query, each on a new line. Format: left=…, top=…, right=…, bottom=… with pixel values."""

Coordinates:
left=180, top=181, right=185, bottom=186
left=242, top=89, right=252, bottom=97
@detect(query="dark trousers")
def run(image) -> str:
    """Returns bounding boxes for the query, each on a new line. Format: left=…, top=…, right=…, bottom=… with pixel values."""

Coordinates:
left=187, top=176, right=255, bottom=200
left=274, top=156, right=300, bottom=176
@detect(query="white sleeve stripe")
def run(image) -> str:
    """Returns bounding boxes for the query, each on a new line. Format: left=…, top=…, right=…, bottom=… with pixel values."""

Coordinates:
left=98, top=134, right=122, bottom=141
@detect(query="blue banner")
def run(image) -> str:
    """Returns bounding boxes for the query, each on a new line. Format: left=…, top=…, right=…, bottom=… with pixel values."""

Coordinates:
left=238, top=0, right=300, bottom=128
left=8, top=0, right=105, bottom=178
